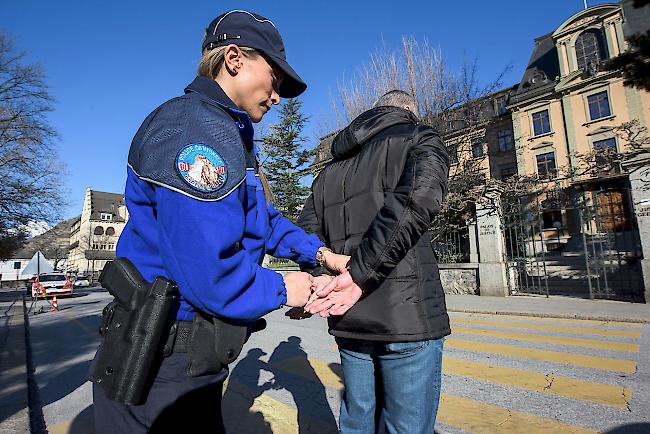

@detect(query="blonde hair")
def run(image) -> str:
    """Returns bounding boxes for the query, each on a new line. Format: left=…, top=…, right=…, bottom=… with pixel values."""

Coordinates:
left=198, top=43, right=274, bottom=203
left=198, top=45, right=259, bottom=79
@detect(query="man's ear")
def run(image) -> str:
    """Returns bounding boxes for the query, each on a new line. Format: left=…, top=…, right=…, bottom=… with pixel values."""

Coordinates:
left=223, top=44, right=242, bottom=74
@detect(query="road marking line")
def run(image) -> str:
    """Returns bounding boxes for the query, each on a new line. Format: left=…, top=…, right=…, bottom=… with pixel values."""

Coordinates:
left=49, top=412, right=94, bottom=434
left=61, top=310, right=97, bottom=337
left=442, top=356, right=632, bottom=408
left=452, top=326, right=640, bottom=352
left=446, top=338, right=637, bottom=374
left=451, top=312, right=644, bottom=328
left=451, top=317, right=642, bottom=338
left=438, top=393, right=596, bottom=434
left=271, top=357, right=596, bottom=434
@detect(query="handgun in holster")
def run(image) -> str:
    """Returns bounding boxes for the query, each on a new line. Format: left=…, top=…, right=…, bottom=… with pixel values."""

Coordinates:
left=89, top=258, right=178, bottom=405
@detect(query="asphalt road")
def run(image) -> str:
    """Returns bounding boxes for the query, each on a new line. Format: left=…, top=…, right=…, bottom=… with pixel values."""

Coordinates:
left=23, top=290, right=650, bottom=434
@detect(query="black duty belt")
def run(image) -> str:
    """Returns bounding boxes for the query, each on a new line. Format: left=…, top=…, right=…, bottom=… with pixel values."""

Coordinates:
left=163, top=320, right=192, bottom=356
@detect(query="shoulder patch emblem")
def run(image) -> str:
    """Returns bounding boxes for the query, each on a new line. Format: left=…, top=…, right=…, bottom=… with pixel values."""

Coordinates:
left=176, top=144, right=228, bottom=192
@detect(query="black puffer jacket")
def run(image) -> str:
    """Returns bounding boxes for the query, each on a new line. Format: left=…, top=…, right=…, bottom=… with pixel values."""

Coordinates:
left=297, top=106, right=451, bottom=341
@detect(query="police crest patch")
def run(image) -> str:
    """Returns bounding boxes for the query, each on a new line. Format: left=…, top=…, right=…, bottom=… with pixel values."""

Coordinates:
left=176, top=144, right=228, bottom=192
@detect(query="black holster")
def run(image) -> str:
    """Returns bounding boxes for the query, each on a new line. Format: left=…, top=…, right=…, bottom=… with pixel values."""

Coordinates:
left=89, top=258, right=178, bottom=405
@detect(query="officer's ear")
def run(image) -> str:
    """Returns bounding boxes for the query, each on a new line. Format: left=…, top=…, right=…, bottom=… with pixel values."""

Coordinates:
left=223, top=44, right=243, bottom=76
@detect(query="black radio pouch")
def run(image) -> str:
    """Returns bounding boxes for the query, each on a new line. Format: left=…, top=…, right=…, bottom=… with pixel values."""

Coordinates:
left=186, top=313, right=248, bottom=377
left=89, top=258, right=178, bottom=405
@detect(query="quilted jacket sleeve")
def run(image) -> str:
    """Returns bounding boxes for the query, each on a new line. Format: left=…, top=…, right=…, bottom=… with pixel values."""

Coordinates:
left=347, top=125, right=450, bottom=292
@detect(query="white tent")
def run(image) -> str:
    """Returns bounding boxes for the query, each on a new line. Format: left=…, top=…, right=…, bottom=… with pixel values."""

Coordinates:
left=21, top=251, right=54, bottom=276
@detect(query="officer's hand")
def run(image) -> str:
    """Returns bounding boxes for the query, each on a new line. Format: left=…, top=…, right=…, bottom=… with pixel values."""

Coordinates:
left=304, top=272, right=362, bottom=317
left=284, top=272, right=314, bottom=307
left=322, top=251, right=351, bottom=275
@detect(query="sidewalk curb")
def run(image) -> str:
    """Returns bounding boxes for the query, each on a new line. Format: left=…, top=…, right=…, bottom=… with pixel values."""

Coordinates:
left=447, top=308, right=649, bottom=324
left=0, top=294, right=30, bottom=433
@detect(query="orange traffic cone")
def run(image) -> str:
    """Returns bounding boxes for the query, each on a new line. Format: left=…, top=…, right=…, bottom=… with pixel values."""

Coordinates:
left=49, top=295, right=60, bottom=312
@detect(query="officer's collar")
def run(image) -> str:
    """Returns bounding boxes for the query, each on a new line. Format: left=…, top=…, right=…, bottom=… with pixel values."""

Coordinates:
left=185, top=76, right=239, bottom=109
left=185, top=76, right=254, bottom=143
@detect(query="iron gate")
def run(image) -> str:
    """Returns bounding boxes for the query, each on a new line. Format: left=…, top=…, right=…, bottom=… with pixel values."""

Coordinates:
left=503, top=184, right=643, bottom=301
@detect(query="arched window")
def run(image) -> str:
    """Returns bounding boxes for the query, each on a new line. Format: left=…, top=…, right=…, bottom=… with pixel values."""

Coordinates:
left=575, top=29, right=607, bottom=70
left=93, top=226, right=104, bottom=235
left=105, top=227, right=115, bottom=236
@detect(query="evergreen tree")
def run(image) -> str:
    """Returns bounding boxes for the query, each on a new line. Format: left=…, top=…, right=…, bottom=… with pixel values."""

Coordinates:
left=261, top=99, right=312, bottom=222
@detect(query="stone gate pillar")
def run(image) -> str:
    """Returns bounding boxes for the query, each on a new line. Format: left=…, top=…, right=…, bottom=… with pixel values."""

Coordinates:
left=623, top=155, right=650, bottom=303
left=476, top=189, right=509, bottom=296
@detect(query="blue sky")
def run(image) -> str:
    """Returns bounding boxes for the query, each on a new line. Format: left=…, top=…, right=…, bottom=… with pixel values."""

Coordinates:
left=1, top=0, right=613, bottom=221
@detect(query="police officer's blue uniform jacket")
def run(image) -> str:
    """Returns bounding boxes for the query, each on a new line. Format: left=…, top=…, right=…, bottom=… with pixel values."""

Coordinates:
left=116, top=76, right=324, bottom=323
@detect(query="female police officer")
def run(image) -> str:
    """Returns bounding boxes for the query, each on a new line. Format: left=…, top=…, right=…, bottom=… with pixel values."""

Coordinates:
left=92, top=10, right=348, bottom=433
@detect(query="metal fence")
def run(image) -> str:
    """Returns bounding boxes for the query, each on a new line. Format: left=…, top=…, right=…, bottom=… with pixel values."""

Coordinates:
left=503, top=184, right=643, bottom=301
left=432, top=226, right=471, bottom=263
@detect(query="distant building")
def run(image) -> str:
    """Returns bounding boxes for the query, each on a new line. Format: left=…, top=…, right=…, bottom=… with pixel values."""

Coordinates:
left=67, top=188, right=128, bottom=277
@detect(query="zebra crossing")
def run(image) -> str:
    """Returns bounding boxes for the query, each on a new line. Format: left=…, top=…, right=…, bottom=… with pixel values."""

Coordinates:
left=223, top=310, right=648, bottom=433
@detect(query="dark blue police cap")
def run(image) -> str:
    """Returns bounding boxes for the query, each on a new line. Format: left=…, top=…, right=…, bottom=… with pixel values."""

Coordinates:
left=203, top=10, right=307, bottom=98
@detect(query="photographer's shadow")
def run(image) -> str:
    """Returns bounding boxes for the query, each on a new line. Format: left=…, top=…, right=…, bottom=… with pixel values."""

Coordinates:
left=266, top=336, right=338, bottom=434
left=224, top=337, right=338, bottom=433
left=222, top=348, right=273, bottom=434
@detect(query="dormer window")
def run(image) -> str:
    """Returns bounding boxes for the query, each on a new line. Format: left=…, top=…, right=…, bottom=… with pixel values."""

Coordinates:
left=471, top=140, right=484, bottom=158
left=100, top=212, right=112, bottom=221
left=575, top=29, right=607, bottom=70
left=495, top=95, right=507, bottom=116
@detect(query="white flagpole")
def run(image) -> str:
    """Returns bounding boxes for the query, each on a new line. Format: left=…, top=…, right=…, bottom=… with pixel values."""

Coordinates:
left=584, top=0, right=588, bottom=9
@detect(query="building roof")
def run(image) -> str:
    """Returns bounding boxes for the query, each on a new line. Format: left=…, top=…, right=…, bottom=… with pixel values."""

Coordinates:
left=511, top=32, right=559, bottom=103
left=90, top=190, right=126, bottom=222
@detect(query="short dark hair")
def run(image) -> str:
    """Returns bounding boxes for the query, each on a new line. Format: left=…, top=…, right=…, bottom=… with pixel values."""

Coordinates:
left=373, top=90, right=418, bottom=115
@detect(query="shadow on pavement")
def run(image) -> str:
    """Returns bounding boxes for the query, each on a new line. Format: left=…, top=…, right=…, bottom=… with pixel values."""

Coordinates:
left=0, top=299, right=28, bottom=426
left=28, top=310, right=102, bottom=410
left=267, top=336, right=337, bottom=433
left=604, top=423, right=650, bottom=433
left=223, top=348, right=273, bottom=433
left=64, top=404, right=94, bottom=434
left=223, top=336, right=338, bottom=434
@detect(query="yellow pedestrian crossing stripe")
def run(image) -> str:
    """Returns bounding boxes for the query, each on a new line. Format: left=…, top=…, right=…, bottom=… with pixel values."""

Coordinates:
left=225, top=312, right=642, bottom=434
left=446, top=338, right=637, bottom=373
left=442, top=356, right=632, bottom=408
left=273, top=354, right=631, bottom=409
left=451, top=312, right=644, bottom=328
left=437, top=394, right=597, bottom=434
left=269, top=356, right=600, bottom=433
left=452, top=317, right=642, bottom=338
left=452, top=325, right=640, bottom=352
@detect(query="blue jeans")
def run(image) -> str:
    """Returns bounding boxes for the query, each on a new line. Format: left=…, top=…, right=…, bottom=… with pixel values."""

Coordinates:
left=336, top=337, right=444, bottom=434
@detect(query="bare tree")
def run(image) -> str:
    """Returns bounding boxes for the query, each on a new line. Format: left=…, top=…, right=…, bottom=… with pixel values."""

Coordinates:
left=329, top=36, right=512, bottom=248
left=0, top=32, right=65, bottom=258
